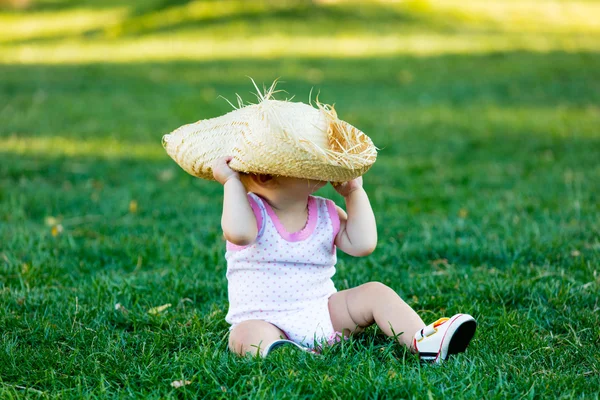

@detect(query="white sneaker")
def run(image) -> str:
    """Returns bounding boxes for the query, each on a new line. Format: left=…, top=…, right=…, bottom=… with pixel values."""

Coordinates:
left=413, top=314, right=477, bottom=363
left=261, top=339, right=314, bottom=358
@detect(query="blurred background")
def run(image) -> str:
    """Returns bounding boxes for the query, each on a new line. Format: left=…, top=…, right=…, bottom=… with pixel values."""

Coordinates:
left=2, top=0, right=600, bottom=331
left=1, top=0, right=599, bottom=395
left=1, top=0, right=598, bottom=261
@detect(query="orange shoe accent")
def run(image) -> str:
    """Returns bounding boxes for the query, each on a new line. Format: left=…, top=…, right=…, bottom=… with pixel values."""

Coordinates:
left=433, top=318, right=450, bottom=328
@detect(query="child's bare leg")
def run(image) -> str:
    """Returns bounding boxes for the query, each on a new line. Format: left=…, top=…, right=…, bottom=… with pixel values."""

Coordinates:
left=228, top=320, right=286, bottom=356
left=328, top=282, right=425, bottom=350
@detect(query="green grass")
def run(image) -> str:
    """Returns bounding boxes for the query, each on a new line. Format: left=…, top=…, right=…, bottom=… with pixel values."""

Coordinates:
left=1, top=0, right=600, bottom=398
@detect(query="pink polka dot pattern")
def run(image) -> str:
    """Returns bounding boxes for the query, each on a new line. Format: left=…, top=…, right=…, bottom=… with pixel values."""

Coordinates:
left=225, top=193, right=340, bottom=347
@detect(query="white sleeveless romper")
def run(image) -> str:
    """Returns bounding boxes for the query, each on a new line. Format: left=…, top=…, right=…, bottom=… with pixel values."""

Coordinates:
left=225, top=193, right=340, bottom=347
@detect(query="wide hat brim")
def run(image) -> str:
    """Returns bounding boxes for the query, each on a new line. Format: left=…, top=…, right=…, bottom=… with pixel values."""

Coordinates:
left=162, top=99, right=377, bottom=182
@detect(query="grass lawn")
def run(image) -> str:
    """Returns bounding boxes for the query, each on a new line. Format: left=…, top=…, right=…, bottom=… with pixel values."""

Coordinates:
left=1, top=0, right=599, bottom=398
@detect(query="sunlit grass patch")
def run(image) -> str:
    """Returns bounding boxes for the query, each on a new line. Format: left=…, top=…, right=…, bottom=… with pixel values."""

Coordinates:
left=0, top=7, right=127, bottom=43
left=3, top=32, right=600, bottom=64
left=433, top=0, right=600, bottom=34
left=2, top=136, right=163, bottom=159
left=1, top=0, right=600, bottom=64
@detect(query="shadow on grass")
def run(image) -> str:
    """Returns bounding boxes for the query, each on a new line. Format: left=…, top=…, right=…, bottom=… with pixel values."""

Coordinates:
left=3, top=0, right=472, bottom=45
left=1, top=49, right=599, bottom=289
left=1, top=122, right=598, bottom=279
left=0, top=0, right=127, bottom=12
left=1, top=51, right=598, bottom=142
left=113, top=0, right=427, bottom=38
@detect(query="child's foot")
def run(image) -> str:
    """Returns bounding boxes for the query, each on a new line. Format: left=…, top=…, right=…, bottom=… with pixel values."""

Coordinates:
left=413, top=314, right=476, bottom=363
left=261, top=339, right=314, bottom=358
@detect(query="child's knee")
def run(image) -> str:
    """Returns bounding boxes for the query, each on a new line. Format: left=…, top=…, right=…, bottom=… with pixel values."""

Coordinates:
left=361, top=281, right=397, bottom=297
left=228, top=320, right=282, bottom=356
left=229, top=322, right=256, bottom=355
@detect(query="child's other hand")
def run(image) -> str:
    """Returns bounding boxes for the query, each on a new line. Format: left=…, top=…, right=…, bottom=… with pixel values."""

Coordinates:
left=332, top=177, right=363, bottom=197
left=212, top=157, right=239, bottom=185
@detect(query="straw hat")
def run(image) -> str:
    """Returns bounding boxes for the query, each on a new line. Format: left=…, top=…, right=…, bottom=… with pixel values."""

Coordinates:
left=162, top=85, right=377, bottom=183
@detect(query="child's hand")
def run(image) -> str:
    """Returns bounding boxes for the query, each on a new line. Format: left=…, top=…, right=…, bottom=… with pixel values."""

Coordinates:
left=332, top=177, right=363, bottom=197
left=212, top=157, right=239, bottom=185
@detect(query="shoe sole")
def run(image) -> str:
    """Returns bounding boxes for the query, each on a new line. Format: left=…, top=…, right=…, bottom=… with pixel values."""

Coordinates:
left=262, top=339, right=312, bottom=358
left=443, top=318, right=477, bottom=360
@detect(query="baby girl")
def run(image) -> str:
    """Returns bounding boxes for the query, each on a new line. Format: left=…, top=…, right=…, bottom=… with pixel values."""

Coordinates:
left=212, top=157, right=477, bottom=362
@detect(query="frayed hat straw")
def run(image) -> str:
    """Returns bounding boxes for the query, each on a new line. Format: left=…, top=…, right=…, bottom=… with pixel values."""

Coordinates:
left=162, top=81, right=377, bottom=183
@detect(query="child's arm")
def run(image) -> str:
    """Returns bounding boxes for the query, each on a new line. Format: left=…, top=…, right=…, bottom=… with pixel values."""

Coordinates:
left=332, top=177, right=377, bottom=257
left=212, top=157, right=258, bottom=246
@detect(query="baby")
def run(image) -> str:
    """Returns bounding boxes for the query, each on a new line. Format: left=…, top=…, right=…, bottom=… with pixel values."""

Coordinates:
left=212, top=156, right=477, bottom=362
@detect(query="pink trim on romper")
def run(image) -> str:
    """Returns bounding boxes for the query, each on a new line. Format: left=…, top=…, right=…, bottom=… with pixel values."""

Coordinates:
left=325, top=199, right=340, bottom=239
left=226, top=194, right=263, bottom=251
left=261, top=196, right=318, bottom=242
